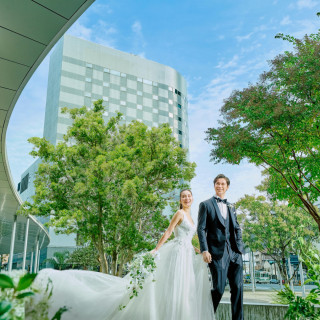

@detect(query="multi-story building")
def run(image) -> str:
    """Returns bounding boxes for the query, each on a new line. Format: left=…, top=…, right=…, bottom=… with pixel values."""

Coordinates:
left=18, top=34, right=189, bottom=264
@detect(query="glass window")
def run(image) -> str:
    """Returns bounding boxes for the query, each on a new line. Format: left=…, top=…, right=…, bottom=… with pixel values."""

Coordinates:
left=159, top=115, right=169, bottom=124
left=178, top=104, right=182, bottom=109
left=93, top=70, right=103, bottom=80
left=143, top=112, right=153, bottom=121
left=127, top=108, right=137, bottom=117
left=110, top=89, right=120, bottom=99
left=109, top=103, right=120, bottom=113
left=104, top=68, right=110, bottom=73
left=159, top=101, right=168, bottom=111
left=110, top=74, right=120, bottom=85
left=110, top=70, right=121, bottom=76
left=127, top=93, right=137, bottom=104
left=92, top=84, right=102, bottom=95
left=61, top=76, right=85, bottom=91
left=86, top=63, right=92, bottom=68
left=143, top=98, right=152, bottom=107
left=143, top=79, right=152, bottom=85
left=62, top=61, right=85, bottom=76
left=143, top=83, right=152, bottom=94
left=127, top=79, right=137, bottom=90
left=158, top=88, right=168, bottom=98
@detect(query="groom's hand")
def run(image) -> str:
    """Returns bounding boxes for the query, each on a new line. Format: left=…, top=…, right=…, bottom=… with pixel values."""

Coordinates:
left=202, top=251, right=212, bottom=263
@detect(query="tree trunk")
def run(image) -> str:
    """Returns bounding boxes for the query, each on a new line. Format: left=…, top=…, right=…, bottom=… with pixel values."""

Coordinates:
left=296, top=192, right=320, bottom=231
left=117, top=263, right=124, bottom=277
left=111, top=252, right=118, bottom=276
left=279, top=257, right=289, bottom=284
left=96, top=197, right=108, bottom=273
left=97, top=244, right=108, bottom=274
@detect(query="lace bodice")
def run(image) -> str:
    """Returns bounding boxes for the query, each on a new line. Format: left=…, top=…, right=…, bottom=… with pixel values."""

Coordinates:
left=173, top=211, right=196, bottom=247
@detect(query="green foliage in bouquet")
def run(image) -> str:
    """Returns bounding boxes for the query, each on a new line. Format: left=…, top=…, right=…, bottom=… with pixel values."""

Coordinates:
left=119, top=252, right=157, bottom=310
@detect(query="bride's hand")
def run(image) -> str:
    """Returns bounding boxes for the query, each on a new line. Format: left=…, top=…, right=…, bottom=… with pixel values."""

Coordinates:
left=150, top=249, right=157, bottom=255
left=193, top=246, right=201, bottom=254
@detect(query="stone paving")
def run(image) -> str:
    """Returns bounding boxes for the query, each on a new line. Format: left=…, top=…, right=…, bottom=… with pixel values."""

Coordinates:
left=222, top=286, right=308, bottom=304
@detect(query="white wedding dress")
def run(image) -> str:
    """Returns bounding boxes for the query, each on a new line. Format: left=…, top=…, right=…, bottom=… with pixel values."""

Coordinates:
left=33, top=212, right=215, bottom=320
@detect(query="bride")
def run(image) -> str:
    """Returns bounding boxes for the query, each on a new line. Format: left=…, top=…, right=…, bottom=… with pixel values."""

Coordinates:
left=32, top=189, right=215, bottom=320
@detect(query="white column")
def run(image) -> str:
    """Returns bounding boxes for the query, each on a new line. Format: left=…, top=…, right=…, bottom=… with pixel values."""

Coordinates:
left=22, top=217, right=30, bottom=271
left=250, top=251, right=255, bottom=292
left=37, top=249, right=41, bottom=271
left=8, top=215, right=17, bottom=272
left=30, top=251, right=34, bottom=273
left=33, top=238, right=39, bottom=273
left=299, top=261, right=306, bottom=297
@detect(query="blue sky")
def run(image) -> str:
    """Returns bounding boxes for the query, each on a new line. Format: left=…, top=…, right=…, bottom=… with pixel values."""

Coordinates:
left=7, top=0, right=320, bottom=219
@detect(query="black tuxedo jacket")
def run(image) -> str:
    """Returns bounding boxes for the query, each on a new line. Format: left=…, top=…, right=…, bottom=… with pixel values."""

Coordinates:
left=197, top=196, right=244, bottom=260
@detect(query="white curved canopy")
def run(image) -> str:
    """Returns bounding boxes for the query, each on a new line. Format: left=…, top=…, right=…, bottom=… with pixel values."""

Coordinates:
left=0, top=0, right=95, bottom=255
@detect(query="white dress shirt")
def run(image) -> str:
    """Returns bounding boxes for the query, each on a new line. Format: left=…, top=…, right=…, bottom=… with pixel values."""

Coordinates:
left=215, top=195, right=228, bottom=219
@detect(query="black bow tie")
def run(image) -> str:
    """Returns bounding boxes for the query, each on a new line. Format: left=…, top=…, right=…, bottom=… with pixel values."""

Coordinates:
left=215, top=197, right=227, bottom=204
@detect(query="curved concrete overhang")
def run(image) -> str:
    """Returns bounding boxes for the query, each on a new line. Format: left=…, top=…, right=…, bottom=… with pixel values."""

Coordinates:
left=0, top=0, right=95, bottom=255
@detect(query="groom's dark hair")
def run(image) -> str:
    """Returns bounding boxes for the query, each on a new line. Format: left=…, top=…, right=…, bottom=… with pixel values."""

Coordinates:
left=214, top=174, right=230, bottom=186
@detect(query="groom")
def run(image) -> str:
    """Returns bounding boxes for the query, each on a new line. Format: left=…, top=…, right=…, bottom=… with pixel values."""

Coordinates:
left=197, top=174, right=244, bottom=320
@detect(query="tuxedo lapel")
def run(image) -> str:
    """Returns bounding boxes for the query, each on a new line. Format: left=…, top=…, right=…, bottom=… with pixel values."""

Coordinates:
left=211, top=196, right=225, bottom=227
left=227, top=204, right=236, bottom=226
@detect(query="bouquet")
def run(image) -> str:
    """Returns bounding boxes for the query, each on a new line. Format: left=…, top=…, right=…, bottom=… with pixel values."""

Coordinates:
left=119, top=252, right=158, bottom=310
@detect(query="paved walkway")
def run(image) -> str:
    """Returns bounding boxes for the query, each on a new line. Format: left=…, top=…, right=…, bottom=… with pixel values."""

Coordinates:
left=222, top=286, right=307, bottom=304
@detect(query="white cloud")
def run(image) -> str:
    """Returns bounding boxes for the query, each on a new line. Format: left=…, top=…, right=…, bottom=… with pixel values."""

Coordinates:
left=292, top=19, right=320, bottom=38
left=216, top=55, right=239, bottom=69
left=297, top=0, right=318, bottom=9
left=132, top=21, right=142, bottom=34
left=187, top=53, right=276, bottom=217
left=236, top=32, right=254, bottom=42
left=67, top=20, right=118, bottom=48
left=281, top=16, right=292, bottom=25
left=91, top=3, right=113, bottom=14
left=131, top=21, right=147, bottom=56
left=68, top=21, right=93, bottom=41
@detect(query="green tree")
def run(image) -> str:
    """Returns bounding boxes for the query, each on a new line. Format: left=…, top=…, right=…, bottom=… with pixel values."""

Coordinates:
left=44, top=251, right=70, bottom=271
left=236, top=194, right=319, bottom=282
left=276, top=237, right=320, bottom=320
left=67, top=245, right=99, bottom=271
left=206, top=28, right=320, bottom=229
left=20, top=100, right=196, bottom=275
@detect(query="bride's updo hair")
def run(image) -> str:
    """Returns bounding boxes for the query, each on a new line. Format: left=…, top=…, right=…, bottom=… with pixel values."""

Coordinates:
left=180, top=189, right=193, bottom=209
